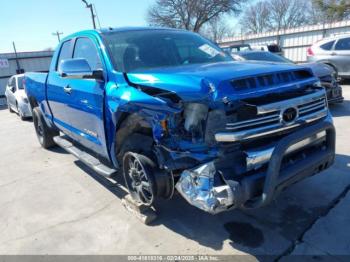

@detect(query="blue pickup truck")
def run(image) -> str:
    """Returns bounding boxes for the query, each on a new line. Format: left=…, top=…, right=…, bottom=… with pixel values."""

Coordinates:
left=25, top=27, right=336, bottom=214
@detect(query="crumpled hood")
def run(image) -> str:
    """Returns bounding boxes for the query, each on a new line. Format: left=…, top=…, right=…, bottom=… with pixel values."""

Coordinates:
left=126, top=61, right=318, bottom=103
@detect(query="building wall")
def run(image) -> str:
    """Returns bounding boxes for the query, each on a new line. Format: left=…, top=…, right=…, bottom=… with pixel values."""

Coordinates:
left=219, top=20, right=350, bottom=63
left=0, top=51, right=53, bottom=98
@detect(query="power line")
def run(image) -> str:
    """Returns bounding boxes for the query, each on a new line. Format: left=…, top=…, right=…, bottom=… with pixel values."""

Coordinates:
left=52, top=31, right=63, bottom=43
left=93, top=4, right=102, bottom=29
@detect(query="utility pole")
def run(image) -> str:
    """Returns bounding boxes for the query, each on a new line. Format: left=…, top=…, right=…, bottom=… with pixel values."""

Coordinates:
left=52, top=31, right=63, bottom=43
left=82, top=0, right=96, bottom=29
left=12, top=42, right=23, bottom=74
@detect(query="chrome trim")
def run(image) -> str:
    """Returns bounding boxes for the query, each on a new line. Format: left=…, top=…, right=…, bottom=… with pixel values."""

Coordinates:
left=226, top=114, right=280, bottom=130
left=215, top=89, right=328, bottom=143
left=215, top=109, right=328, bottom=142
left=245, top=131, right=326, bottom=171
left=298, top=100, right=325, bottom=111
left=257, top=89, right=325, bottom=114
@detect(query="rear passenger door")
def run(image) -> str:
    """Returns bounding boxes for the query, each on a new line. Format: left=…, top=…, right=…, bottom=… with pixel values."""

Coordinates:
left=63, top=37, right=107, bottom=156
left=332, top=37, right=350, bottom=76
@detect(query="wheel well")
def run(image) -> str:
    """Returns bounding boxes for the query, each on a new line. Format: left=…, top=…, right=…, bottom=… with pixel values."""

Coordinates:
left=115, top=114, right=153, bottom=158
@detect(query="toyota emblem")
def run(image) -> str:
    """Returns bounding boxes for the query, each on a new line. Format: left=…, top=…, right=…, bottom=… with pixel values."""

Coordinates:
left=282, top=107, right=298, bottom=123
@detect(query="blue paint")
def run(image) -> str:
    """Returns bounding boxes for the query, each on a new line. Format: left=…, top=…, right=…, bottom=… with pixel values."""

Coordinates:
left=24, top=27, right=328, bottom=170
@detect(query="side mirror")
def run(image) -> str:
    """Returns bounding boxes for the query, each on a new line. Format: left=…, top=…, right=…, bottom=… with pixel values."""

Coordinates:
left=9, top=86, right=15, bottom=92
left=59, top=58, right=104, bottom=81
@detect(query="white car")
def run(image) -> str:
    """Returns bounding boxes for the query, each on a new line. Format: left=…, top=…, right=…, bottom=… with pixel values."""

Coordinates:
left=5, top=74, right=32, bottom=120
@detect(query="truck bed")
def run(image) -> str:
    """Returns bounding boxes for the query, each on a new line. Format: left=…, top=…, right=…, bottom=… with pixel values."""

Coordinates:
left=24, top=72, right=48, bottom=109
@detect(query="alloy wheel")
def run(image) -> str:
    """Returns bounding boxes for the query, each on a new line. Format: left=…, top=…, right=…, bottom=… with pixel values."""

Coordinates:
left=123, top=153, right=155, bottom=206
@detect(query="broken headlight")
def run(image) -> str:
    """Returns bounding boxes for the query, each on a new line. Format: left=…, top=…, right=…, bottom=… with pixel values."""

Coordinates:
left=183, top=103, right=208, bottom=141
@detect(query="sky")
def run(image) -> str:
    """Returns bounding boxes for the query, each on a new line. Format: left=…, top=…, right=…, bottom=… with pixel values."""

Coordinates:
left=0, top=0, right=155, bottom=53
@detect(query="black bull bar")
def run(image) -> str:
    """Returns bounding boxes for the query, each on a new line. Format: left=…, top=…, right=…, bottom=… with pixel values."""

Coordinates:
left=239, top=120, right=336, bottom=209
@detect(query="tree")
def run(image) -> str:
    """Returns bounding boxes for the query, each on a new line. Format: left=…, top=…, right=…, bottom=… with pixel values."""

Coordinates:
left=313, top=0, right=350, bottom=22
left=147, top=0, right=244, bottom=32
left=268, top=0, right=310, bottom=30
left=239, top=0, right=310, bottom=34
left=201, top=17, right=235, bottom=42
left=240, top=1, right=271, bottom=34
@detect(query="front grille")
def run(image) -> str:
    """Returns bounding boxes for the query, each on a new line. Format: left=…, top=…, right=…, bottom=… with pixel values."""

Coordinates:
left=216, top=89, right=328, bottom=142
left=231, top=70, right=313, bottom=91
left=298, top=97, right=326, bottom=117
left=226, top=113, right=280, bottom=132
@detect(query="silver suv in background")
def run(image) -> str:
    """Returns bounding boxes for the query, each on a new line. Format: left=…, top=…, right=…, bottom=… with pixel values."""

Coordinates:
left=307, top=34, right=350, bottom=80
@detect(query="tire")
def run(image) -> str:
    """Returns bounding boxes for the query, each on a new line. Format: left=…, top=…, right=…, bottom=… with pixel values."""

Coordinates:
left=17, top=103, right=26, bottom=121
left=119, top=133, right=174, bottom=206
left=123, top=152, right=157, bottom=206
left=7, top=101, right=13, bottom=113
left=32, top=107, right=58, bottom=149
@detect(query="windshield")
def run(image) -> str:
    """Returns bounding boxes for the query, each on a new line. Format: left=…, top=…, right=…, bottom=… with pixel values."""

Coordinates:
left=239, top=52, right=293, bottom=63
left=103, top=30, right=232, bottom=72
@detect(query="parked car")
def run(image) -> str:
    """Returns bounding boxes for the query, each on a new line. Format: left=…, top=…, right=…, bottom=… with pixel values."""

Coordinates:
left=25, top=28, right=335, bottom=215
left=223, top=43, right=283, bottom=56
left=222, top=44, right=252, bottom=53
left=232, top=50, right=343, bottom=103
left=5, top=74, right=32, bottom=120
left=251, top=44, right=284, bottom=56
left=307, top=34, right=350, bottom=80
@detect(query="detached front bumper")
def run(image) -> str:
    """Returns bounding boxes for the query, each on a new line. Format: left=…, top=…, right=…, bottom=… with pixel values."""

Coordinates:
left=176, top=118, right=335, bottom=214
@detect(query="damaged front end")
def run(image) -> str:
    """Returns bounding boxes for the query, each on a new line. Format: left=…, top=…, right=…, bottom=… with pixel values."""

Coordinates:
left=175, top=118, right=335, bottom=214
left=124, top=68, right=336, bottom=214
left=170, top=87, right=335, bottom=214
left=175, top=162, right=239, bottom=214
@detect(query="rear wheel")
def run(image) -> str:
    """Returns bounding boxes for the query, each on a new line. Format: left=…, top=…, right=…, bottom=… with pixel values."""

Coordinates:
left=7, top=100, right=13, bottom=113
left=33, top=107, right=58, bottom=149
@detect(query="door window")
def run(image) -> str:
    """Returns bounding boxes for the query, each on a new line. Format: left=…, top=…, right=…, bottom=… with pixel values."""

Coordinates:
left=335, top=38, right=350, bottom=51
left=10, top=77, right=16, bottom=91
left=320, top=41, right=335, bottom=50
left=56, top=40, right=72, bottom=70
left=73, top=38, right=103, bottom=70
left=8, top=77, right=13, bottom=87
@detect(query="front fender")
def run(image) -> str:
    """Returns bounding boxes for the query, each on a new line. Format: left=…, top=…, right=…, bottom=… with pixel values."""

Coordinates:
left=105, top=82, right=182, bottom=168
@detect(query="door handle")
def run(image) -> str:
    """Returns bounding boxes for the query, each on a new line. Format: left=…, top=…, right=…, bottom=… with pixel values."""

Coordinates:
left=331, top=52, right=337, bottom=56
left=63, top=85, right=72, bottom=94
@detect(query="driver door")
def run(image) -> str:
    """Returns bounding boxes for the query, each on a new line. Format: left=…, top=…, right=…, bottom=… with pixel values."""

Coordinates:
left=63, top=37, right=108, bottom=157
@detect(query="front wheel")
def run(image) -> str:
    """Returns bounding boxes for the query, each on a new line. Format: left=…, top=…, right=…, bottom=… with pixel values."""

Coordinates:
left=123, top=152, right=157, bottom=206
left=17, top=104, right=26, bottom=121
left=32, top=107, right=58, bottom=149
